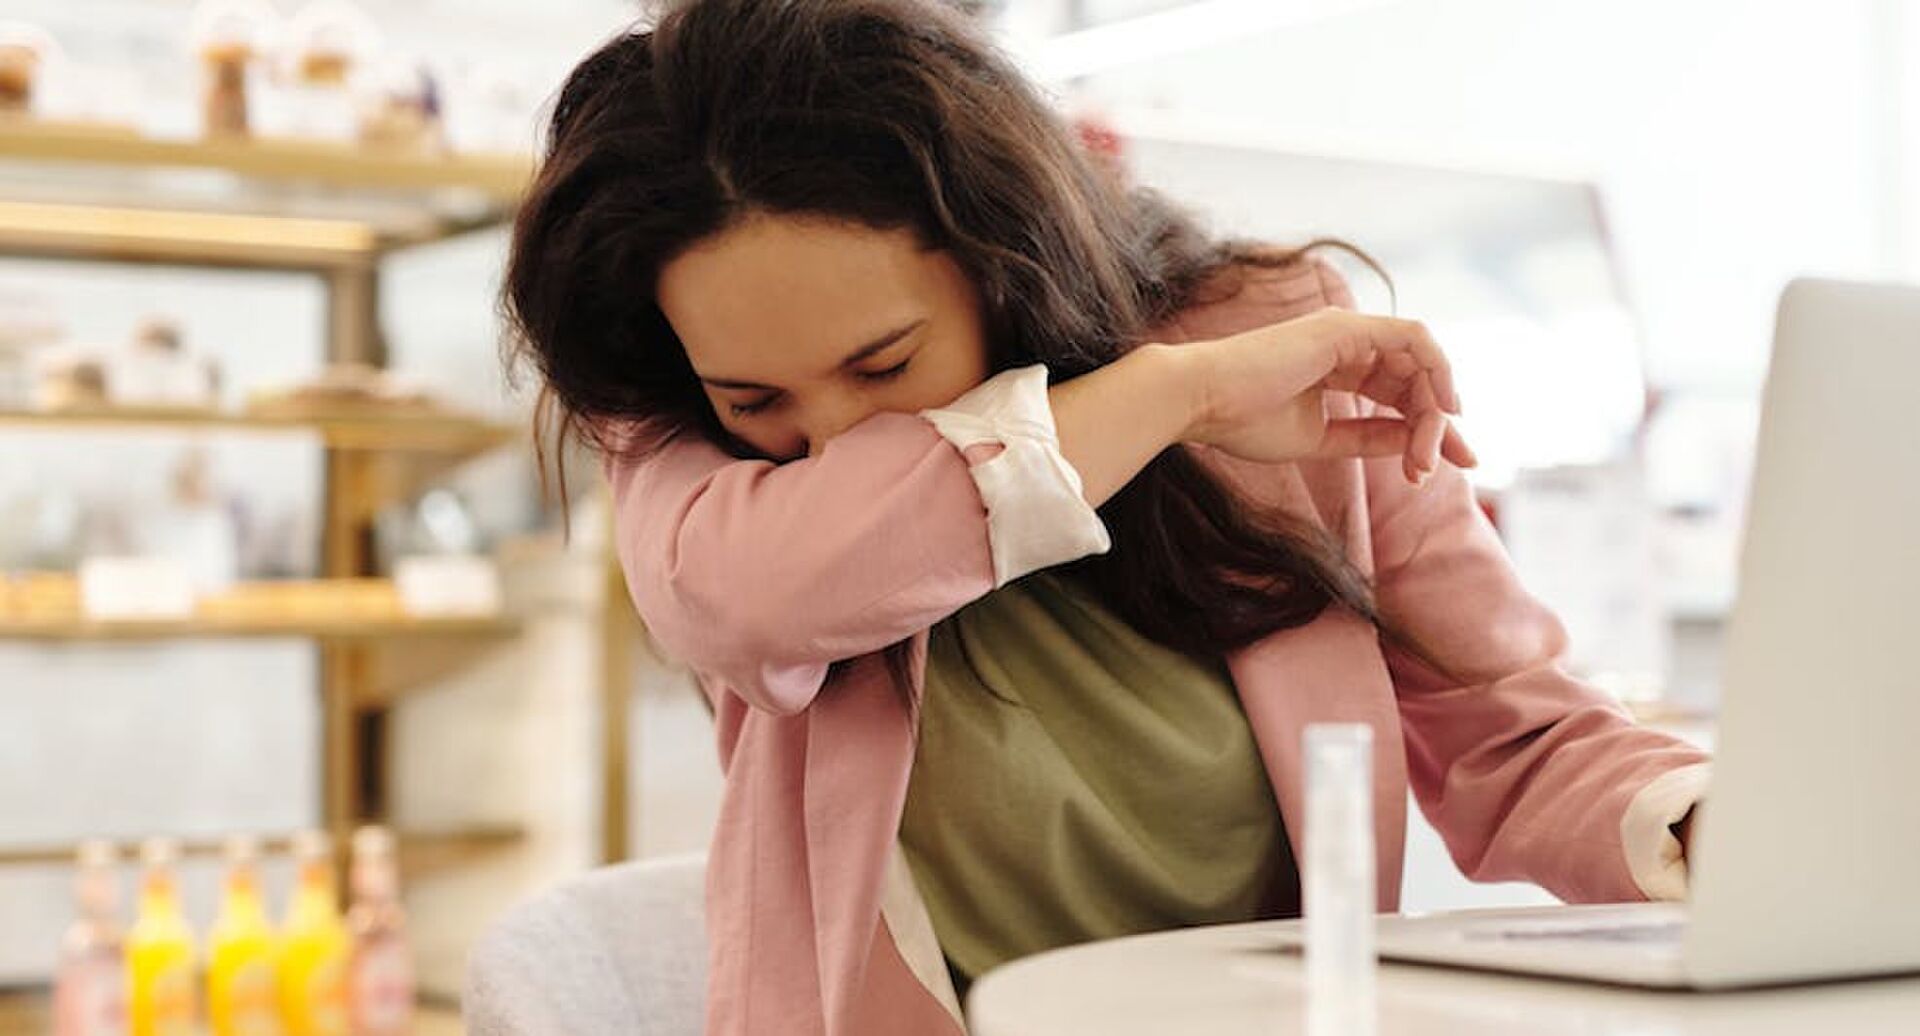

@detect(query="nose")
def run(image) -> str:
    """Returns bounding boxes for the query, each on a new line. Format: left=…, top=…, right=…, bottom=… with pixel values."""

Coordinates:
left=802, top=390, right=877, bottom=459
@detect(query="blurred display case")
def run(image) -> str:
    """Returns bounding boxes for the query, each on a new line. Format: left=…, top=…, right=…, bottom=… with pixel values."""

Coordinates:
left=0, top=109, right=641, bottom=917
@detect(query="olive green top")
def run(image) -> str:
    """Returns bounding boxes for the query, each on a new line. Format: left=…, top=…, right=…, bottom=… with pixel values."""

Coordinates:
left=899, top=570, right=1298, bottom=996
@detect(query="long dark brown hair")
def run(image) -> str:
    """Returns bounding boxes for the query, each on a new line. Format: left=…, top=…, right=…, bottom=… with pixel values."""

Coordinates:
left=504, top=0, right=1392, bottom=675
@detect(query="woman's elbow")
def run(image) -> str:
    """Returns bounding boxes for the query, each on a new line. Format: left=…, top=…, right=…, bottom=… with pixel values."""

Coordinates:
left=633, top=579, right=828, bottom=717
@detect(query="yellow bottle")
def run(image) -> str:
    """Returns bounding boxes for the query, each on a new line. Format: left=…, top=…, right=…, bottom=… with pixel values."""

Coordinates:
left=207, top=835, right=281, bottom=1036
left=127, top=837, right=197, bottom=1036
left=278, top=831, right=349, bottom=1036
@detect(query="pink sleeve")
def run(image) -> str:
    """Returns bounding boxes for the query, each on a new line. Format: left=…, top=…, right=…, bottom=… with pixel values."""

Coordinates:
left=609, top=364, right=1110, bottom=716
left=1367, top=455, right=1710, bottom=902
left=1301, top=256, right=1709, bottom=902
left=607, top=413, right=1000, bottom=716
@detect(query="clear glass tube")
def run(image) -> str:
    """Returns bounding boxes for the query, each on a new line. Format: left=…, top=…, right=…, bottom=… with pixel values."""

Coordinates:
left=1305, top=723, right=1376, bottom=1036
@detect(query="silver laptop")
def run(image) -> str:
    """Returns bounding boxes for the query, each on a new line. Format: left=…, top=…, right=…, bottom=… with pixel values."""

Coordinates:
left=1362, top=277, right=1920, bottom=989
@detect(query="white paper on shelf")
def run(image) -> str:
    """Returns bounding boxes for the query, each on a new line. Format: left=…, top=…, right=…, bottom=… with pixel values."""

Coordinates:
left=78, top=556, right=195, bottom=620
left=394, top=553, right=502, bottom=618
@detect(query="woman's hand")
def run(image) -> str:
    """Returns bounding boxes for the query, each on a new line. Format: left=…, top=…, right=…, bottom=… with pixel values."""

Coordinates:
left=1169, top=309, right=1478, bottom=484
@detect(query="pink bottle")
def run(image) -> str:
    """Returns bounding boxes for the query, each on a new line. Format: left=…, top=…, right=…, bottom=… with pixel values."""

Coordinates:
left=53, top=839, right=129, bottom=1036
left=345, top=826, right=413, bottom=1036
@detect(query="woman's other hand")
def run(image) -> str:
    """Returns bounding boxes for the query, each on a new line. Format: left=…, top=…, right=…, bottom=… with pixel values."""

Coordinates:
left=1169, top=309, right=1479, bottom=484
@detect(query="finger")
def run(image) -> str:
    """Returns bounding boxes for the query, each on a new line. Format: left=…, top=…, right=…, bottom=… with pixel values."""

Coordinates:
left=1351, top=343, right=1442, bottom=420
left=1353, top=361, right=1407, bottom=411
left=1317, top=418, right=1413, bottom=458
left=1440, top=421, right=1478, bottom=468
left=1320, top=346, right=1378, bottom=394
left=1408, top=408, right=1446, bottom=483
left=1361, top=316, right=1460, bottom=415
left=1374, top=365, right=1443, bottom=483
left=1409, top=378, right=1445, bottom=474
left=1378, top=350, right=1425, bottom=409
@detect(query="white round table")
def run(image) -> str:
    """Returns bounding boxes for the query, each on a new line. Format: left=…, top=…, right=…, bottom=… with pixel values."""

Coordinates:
left=966, top=919, right=1920, bottom=1035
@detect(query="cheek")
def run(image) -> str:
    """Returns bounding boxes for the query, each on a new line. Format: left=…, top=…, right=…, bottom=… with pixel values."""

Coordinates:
left=910, top=336, right=992, bottom=409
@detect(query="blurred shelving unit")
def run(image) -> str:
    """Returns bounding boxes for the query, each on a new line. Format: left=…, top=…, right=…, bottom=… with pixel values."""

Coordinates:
left=0, top=825, right=526, bottom=879
left=0, top=120, right=532, bottom=198
left=0, top=118, right=530, bottom=363
left=0, top=403, right=518, bottom=452
left=0, top=611, right=519, bottom=642
left=0, top=118, right=648, bottom=882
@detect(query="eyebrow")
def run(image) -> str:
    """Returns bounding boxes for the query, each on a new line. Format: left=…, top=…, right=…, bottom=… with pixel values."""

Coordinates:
left=699, top=319, right=926, bottom=391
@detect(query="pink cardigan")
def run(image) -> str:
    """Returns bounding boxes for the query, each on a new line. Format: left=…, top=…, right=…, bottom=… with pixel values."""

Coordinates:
left=607, top=260, right=1711, bottom=1036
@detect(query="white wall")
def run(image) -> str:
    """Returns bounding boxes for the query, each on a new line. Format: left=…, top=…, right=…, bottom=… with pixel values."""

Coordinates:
left=1073, top=0, right=1902, bottom=392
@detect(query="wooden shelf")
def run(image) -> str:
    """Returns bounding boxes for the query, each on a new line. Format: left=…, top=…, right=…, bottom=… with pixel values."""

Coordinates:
left=0, top=121, right=533, bottom=267
left=0, top=198, right=505, bottom=269
left=0, top=198, right=388, bottom=270
left=0, top=609, right=519, bottom=644
left=0, top=119, right=532, bottom=203
left=2, top=576, right=519, bottom=643
left=0, top=405, right=521, bottom=455
left=0, top=824, right=526, bottom=875
left=393, top=825, right=529, bottom=878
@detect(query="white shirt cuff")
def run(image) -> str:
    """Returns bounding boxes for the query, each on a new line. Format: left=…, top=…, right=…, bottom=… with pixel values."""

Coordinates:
left=920, top=365, right=1112, bottom=587
left=1620, top=762, right=1712, bottom=901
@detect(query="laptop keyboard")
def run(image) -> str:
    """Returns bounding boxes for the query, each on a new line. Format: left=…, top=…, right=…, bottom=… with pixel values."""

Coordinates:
left=1467, top=921, right=1686, bottom=945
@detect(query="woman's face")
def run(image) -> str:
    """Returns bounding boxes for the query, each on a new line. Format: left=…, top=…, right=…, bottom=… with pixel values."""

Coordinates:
left=657, top=214, right=992, bottom=461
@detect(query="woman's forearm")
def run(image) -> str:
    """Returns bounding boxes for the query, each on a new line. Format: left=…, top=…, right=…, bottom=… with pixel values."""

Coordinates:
left=1049, top=343, right=1198, bottom=507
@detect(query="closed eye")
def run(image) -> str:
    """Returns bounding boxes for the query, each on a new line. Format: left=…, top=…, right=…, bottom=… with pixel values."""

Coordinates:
left=729, top=394, right=779, bottom=417
left=856, top=357, right=912, bottom=382
left=724, top=352, right=912, bottom=417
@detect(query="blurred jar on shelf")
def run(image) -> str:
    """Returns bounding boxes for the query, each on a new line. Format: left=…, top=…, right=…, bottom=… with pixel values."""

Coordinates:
left=0, top=491, right=83, bottom=575
left=437, top=55, right=535, bottom=156
left=190, top=0, right=278, bottom=138
left=31, top=316, right=220, bottom=412
left=145, top=447, right=242, bottom=597
left=0, top=21, right=56, bottom=116
left=0, top=286, right=63, bottom=409
left=356, top=53, right=442, bottom=155
left=33, top=351, right=109, bottom=411
left=272, top=0, right=382, bottom=144
left=111, top=317, right=222, bottom=410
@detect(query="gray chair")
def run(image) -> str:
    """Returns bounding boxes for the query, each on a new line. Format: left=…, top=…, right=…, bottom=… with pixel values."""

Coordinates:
left=465, top=853, right=708, bottom=1036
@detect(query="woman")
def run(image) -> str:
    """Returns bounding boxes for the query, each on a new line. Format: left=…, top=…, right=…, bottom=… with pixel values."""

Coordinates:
left=503, top=2, right=1711, bottom=1033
